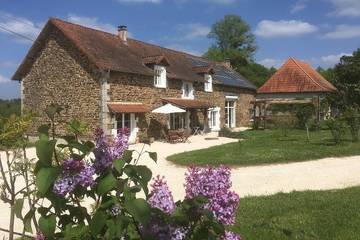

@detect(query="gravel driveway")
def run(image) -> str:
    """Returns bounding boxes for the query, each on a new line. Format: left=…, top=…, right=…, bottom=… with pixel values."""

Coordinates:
left=1, top=133, right=360, bottom=237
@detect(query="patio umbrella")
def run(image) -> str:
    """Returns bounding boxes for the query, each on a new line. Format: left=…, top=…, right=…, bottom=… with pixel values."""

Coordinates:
left=152, top=103, right=186, bottom=114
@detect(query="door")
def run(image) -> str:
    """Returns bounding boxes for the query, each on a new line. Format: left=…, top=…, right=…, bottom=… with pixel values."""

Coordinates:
left=116, top=113, right=137, bottom=144
left=208, top=107, right=220, bottom=131
left=225, top=101, right=236, bottom=128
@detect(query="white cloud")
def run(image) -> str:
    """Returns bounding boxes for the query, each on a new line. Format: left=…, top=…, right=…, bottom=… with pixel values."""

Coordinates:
left=177, top=23, right=210, bottom=40
left=0, top=12, right=42, bottom=43
left=117, top=0, right=161, bottom=3
left=255, top=20, right=318, bottom=38
left=320, top=52, right=351, bottom=66
left=0, top=74, right=10, bottom=83
left=323, top=24, right=360, bottom=39
left=207, top=0, right=236, bottom=4
left=291, top=0, right=308, bottom=13
left=67, top=14, right=118, bottom=34
left=257, top=58, right=284, bottom=69
left=328, top=0, right=360, bottom=17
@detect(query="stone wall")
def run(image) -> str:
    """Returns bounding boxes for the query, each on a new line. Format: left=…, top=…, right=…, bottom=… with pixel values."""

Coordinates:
left=109, top=72, right=255, bottom=139
left=22, top=26, right=102, bottom=136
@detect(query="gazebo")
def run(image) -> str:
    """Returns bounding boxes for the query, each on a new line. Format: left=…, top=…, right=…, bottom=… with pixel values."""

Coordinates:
left=255, top=57, right=337, bottom=124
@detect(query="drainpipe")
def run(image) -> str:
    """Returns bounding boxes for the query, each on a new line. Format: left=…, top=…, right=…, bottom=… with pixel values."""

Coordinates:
left=100, top=70, right=110, bottom=134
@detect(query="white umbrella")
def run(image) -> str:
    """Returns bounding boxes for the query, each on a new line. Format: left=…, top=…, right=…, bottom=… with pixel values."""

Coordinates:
left=152, top=103, right=186, bottom=114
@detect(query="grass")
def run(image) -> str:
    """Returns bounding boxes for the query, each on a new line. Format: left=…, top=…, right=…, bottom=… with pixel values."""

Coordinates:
left=233, top=187, right=360, bottom=239
left=167, top=129, right=360, bottom=166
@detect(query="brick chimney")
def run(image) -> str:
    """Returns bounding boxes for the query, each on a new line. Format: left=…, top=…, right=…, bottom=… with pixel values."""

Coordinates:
left=118, top=25, right=127, bottom=42
left=224, top=58, right=232, bottom=69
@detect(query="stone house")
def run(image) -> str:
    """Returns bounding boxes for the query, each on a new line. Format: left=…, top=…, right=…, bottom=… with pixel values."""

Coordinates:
left=12, top=18, right=257, bottom=143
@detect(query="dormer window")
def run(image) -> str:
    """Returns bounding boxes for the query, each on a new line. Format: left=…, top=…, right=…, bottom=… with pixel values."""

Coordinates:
left=204, top=74, right=213, bottom=92
left=182, top=82, right=194, bottom=99
left=154, top=65, right=167, bottom=88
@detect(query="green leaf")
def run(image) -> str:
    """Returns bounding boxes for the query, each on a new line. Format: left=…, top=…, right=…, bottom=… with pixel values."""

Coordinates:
left=147, top=152, right=157, bottom=163
left=37, top=124, right=50, bottom=139
left=23, top=209, right=35, bottom=233
left=124, top=198, right=151, bottom=225
left=90, top=210, right=107, bottom=236
left=14, top=198, right=24, bottom=220
left=97, top=173, right=117, bottom=196
left=36, top=167, right=60, bottom=196
left=36, top=139, right=57, bottom=166
left=113, top=158, right=125, bottom=173
left=122, top=150, right=134, bottom=163
left=135, top=165, right=152, bottom=183
left=39, top=214, right=56, bottom=238
left=45, top=103, right=63, bottom=121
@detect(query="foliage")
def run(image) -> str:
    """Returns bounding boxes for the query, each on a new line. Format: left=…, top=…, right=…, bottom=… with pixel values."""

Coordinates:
left=325, top=118, right=347, bottom=144
left=167, top=129, right=360, bottom=166
left=271, top=116, right=297, bottom=137
left=295, top=104, right=315, bottom=129
left=342, top=107, right=360, bottom=142
left=0, top=113, right=35, bottom=240
left=235, top=187, right=360, bottom=239
left=205, top=15, right=256, bottom=62
left=327, top=49, right=360, bottom=109
left=237, top=63, right=276, bottom=87
left=5, top=106, right=241, bottom=239
left=0, top=99, right=21, bottom=118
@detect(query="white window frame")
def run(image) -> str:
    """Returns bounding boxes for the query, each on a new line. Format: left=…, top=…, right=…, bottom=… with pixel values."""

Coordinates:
left=169, top=113, right=185, bottom=130
left=182, top=81, right=194, bottom=99
left=204, top=74, right=213, bottom=92
left=154, top=65, right=167, bottom=88
left=208, top=107, right=220, bottom=131
left=225, top=100, right=236, bottom=128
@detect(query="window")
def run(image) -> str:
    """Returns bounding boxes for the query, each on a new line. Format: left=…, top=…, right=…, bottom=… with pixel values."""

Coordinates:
left=182, top=82, right=194, bottom=99
left=117, top=113, right=131, bottom=129
left=225, top=101, right=236, bottom=128
left=170, top=113, right=185, bottom=130
left=204, top=74, right=213, bottom=92
left=154, top=65, right=166, bottom=88
left=208, top=107, right=220, bottom=131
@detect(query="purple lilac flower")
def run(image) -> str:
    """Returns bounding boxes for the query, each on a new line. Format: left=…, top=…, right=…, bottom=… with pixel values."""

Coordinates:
left=148, top=175, right=175, bottom=214
left=170, top=227, right=188, bottom=240
left=53, top=176, right=77, bottom=197
left=184, top=165, right=240, bottom=225
left=76, top=166, right=96, bottom=188
left=221, top=231, right=241, bottom=240
left=35, top=231, right=45, bottom=240
left=93, top=128, right=129, bottom=173
left=62, top=158, right=84, bottom=174
left=110, top=204, right=122, bottom=216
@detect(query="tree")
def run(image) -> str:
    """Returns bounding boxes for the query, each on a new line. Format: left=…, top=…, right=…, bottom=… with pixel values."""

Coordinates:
left=237, top=63, right=276, bottom=87
left=330, top=49, right=360, bottom=109
left=204, top=15, right=256, bottom=64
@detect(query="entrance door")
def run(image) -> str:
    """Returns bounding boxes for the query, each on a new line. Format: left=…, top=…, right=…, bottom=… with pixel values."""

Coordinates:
left=116, top=113, right=137, bottom=143
left=225, top=101, right=236, bottom=128
left=208, top=107, right=220, bottom=131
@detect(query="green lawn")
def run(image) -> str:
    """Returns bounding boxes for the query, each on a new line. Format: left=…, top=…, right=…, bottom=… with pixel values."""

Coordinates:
left=234, top=187, right=360, bottom=239
left=167, top=129, right=360, bottom=166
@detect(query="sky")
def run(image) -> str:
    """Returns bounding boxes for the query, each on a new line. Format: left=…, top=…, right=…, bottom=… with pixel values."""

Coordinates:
left=0, top=0, right=359, bottom=99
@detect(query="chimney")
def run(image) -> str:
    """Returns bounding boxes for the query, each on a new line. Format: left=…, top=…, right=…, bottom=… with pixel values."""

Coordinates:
left=224, top=58, right=232, bottom=69
left=118, top=25, right=127, bottom=42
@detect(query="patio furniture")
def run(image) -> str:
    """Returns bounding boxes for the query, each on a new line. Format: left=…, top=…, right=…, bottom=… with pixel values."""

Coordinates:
left=168, top=129, right=184, bottom=143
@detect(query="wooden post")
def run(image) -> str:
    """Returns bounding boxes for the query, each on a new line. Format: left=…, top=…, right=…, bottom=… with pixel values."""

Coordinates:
left=203, top=109, right=209, bottom=133
left=317, top=95, right=321, bottom=122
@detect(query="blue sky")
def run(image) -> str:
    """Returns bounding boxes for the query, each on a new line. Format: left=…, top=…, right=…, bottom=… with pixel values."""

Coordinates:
left=1, top=0, right=359, bottom=99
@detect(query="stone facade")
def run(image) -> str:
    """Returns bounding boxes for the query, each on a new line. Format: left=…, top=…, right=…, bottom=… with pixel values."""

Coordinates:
left=22, top=27, right=102, bottom=135
left=21, top=26, right=255, bottom=139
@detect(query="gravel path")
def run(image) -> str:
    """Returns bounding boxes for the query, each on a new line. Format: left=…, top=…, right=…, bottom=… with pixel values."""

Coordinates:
left=1, top=133, right=360, bottom=237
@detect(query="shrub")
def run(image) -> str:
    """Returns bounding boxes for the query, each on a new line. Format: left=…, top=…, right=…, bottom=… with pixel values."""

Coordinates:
left=295, top=105, right=315, bottom=129
left=1, top=105, right=242, bottom=240
left=343, top=107, right=360, bottom=142
left=272, top=115, right=297, bottom=137
left=325, top=118, right=347, bottom=144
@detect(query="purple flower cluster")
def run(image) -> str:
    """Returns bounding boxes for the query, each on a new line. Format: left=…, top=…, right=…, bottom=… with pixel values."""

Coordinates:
left=93, top=128, right=129, bottom=173
left=148, top=175, right=175, bottom=214
left=221, top=231, right=241, bottom=240
left=35, top=231, right=45, bottom=240
left=185, top=165, right=239, bottom=225
left=53, top=158, right=95, bottom=197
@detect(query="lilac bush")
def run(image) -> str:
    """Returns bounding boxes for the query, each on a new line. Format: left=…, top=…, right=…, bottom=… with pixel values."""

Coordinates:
left=28, top=106, right=243, bottom=240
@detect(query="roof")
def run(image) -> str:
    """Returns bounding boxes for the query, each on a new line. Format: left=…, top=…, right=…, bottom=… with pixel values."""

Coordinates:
left=12, top=18, right=256, bottom=91
left=107, top=102, right=149, bottom=113
left=258, top=58, right=337, bottom=94
left=162, top=98, right=212, bottom=109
